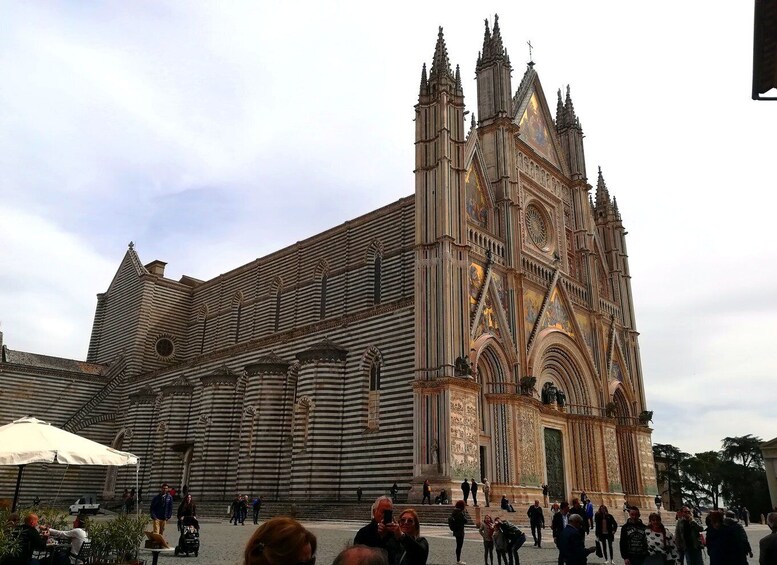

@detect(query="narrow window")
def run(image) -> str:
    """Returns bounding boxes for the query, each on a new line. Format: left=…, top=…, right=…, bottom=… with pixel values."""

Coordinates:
left=319, top=274, right=328, bottom=320
left=368, top=363, right=381, bottom=430
left=373, top=255, right=382, bottom=304
left=274, top=289, right=281, bottom=332
left=234, top=303, right=242, bottom=343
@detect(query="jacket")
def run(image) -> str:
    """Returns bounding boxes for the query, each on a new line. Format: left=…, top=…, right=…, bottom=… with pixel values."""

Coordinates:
left=398, top=535, right=428, bottom=565
left=527, top=505, right=545, bottom=526
left=551, top=510, right=568, bottom=539
left=354, top=520, right=402, bottom=565
left=448, top=509, right=466, bottom=537
left=620, top=519, right=649, bottom=559
left=559, top=524, right=589, bottom=565
left=594, top=512, right=618, bottom=538
left=150, top=492, right=173, bottom=520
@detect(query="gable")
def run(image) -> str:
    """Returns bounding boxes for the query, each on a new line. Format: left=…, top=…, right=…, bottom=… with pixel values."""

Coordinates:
left=540, top=286, right=574, bottom=336
left=518, top=91, right=561, bottom=168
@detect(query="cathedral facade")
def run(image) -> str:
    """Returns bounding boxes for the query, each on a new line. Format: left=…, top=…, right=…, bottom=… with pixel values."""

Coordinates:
left=0, top=18, right=657, bottom=508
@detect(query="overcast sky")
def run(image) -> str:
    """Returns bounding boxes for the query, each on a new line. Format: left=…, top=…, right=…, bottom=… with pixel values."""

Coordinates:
left=1, top=1, right=774, bottom=457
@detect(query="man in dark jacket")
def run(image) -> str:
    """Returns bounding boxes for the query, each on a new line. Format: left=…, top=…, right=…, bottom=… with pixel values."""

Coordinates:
left=471, top=479, right=479, bottom=506
left=569, top=498, right=589, bottom=535
left=6, top=513, right=47, bottom=565
left=354, top=496, right=401, bottom=565
left=461, top=479, right=470, bottom=505
left=559, top=514, right=596, bottom=565
left=619, top=508, right=649, bottom=565
left=527, top=499, right=545, bottom=547
left=552, top=501, right=570, bottom=565
left=150, top=483, right=174, bottom=536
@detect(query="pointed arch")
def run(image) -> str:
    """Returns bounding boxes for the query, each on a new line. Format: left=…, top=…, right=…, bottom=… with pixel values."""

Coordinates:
left=233, top=290, right=244, bottom=343
left=529, top=329, right=597, bottom=414
left=315, top=260, right=330, bottom=320
left=365, top=240, right=384, bottom=305
left=271, top=277, right=283, bottom=332
left=360, top=346, right=384, bottom=430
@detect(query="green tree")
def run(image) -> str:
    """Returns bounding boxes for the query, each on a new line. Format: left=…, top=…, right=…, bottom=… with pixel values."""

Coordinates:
left=720, top=434, right=764, bottom=469
left=680, top=451, right=725, bottom=509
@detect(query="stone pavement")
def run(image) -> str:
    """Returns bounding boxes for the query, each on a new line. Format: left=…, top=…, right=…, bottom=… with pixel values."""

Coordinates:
left=154, top=518, right=769, bottom=565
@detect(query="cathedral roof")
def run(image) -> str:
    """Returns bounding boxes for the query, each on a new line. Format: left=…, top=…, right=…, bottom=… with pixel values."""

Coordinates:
left=1, top=349, right=105, bottom=375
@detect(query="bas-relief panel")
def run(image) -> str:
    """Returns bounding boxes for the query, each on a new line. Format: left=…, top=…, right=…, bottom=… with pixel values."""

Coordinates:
left=542, top=288, right=574, bottom=336
left=450, top=389, right=479, bottom=479
left=523, top=287, right=543, bottom=337
left=604, top=427, right=622, bottom=492
left=469, top=262, right=485, bottom=315
left=637, top=433, right=658, bottom=496
left=519, top=93, right=558, bottom=167
left=465, top=164, right=489, bottom=228
left=518, top=407, right=541, bottom=485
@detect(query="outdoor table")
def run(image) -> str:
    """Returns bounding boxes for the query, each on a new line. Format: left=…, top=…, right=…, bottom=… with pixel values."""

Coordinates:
left=33, top=541, right=71, bottom=565
left=139, top=546, right=176, bottom=565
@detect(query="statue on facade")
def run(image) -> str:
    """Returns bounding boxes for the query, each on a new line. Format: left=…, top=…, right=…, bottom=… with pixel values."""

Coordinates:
left=556, top=388, right=566, bottom=408
left=638, top=410, right=653, bottom=426
left=454, top=355, right=473, bottom=377
left=431, top=439, right=441, bottom=474
left=605, top=402, right=617, bottom=418
left=519, top=376, right=537, bottom=396
left=541, top=382, right=557, bottom=404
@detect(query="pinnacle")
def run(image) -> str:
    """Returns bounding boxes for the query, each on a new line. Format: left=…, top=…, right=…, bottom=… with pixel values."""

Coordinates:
left=556, top=89, right=565, bottom=126
left=478, top=14, right=509, bottom=70
left=595, top=166, right=611, bottom=209
left=429, top=26, right=454, bottom=84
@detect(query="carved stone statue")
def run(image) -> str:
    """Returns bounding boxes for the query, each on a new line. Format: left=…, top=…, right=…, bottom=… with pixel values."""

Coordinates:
left=519, top=376, right=537, bottom=396
left=638, top=410, right=653, bottom=426
left=541, top=382, right=557, bottom=404
left=454, top=355, right=473, bottom=377
left=605, top=402, right=617, bottom=418
left=556, top=388, right=566, bottom=408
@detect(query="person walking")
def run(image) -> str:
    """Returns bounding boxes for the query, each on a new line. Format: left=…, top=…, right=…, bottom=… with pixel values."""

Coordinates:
left=252, top=495, right=262, bottom=525
left=239, top=495, right=248, bottom=525
left=644, top=512, right=679, bottom=564
left=422, top=480, right=431, bottom=505
left=594, top=504, right=618, bottom=565
left=723, top=510, right=753, bottom=563
left=674, top=506, right=703, bottom=565
left=461, top=479, right=470, bottom=505
left=527, top=500, right=545, bottom=548
left=449, top=500, right=467, bottom=565
left=559, top=514, right=596, bottom=565
left=177, top=493, right=197, bottom=532
left=471, top=479, right=479, bottom=506
left=149, top=483, right=174, bottom=536
left=552, top=501, right=570, bottom=565
left=760, top=512, right=777, bottom=565
left=478, top=515, right=495, bottom=565
left=230, top=495, right=241, bottom=526
left=620, top=507, right=649, bottom=565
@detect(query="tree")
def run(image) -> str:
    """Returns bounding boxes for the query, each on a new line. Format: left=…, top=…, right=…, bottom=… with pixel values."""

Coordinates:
left=680, top=451, right=725, bottom=509
left=653, top=444, right=689, bottom=510
left=720, top=434, right=764, bottom=469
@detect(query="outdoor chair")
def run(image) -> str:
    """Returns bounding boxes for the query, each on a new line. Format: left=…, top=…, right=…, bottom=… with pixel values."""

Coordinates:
left=72, top=540, right=92, bottom=564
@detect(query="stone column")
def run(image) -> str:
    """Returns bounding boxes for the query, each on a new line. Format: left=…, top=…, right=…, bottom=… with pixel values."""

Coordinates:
left=241, top=352, right=293, bottom=500
left=291, top=338, right=348, bottom=499
left=192, top=366, right=241, bottom=500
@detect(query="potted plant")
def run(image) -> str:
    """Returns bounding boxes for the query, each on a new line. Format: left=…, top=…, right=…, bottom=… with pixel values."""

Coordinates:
left=87, top=513, right=148, bottom=564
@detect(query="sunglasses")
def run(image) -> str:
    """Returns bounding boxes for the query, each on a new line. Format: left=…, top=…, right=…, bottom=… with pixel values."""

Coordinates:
left=399, top=518, right=416, bottom=525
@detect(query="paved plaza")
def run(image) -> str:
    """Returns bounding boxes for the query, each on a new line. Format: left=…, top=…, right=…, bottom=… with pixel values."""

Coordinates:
left=153, top=518, right=770, bottom=565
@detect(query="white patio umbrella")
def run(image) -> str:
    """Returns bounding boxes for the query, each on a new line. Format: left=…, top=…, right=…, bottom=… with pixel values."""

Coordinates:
left=0, top=416, right=139, bottom=511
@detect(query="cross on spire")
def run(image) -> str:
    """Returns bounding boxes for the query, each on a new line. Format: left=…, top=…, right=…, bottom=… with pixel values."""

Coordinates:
left=527, top=40, right=534, bottom=63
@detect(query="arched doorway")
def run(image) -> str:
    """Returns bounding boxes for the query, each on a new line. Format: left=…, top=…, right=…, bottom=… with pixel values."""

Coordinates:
left=475, top=345, right=511, bottom=485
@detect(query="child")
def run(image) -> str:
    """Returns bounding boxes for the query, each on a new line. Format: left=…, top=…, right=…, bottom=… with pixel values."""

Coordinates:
left=493, top=518, right=508, bottom=565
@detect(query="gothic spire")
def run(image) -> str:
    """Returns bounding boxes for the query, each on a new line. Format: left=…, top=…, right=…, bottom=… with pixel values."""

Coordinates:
left=477, top=14, right=510, bottom=71
left=419, top=63, right=428, bottom=94
left=429, top=26, right=454, bottom=84
left=556, top=89, right=565, bottom=126
left=455, top=64, right=462, bottom=91
left=564, top=85, right=577, bottom=126
left=595, top=166, right=611, bottom=209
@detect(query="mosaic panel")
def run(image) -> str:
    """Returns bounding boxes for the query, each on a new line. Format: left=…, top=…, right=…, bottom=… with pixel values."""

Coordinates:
left=612, top=361, right=624, bottom=383
left=523, top=287, right=543, bottom=337
left=541, top=288, right=574, bottom=335
left=465, top=164, right=489, bottom=228
left=519, top=93, right=558, bottom=166
left=575, top=313, right=593, bottom=352
left=604, top=426, right=622, bottom=492
left=469, top=262, right=485, bottom=315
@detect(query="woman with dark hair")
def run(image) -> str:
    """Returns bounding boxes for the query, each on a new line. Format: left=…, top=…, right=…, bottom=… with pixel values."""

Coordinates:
left=645, top=512, right=678, bottom=564
left=177, top=494, right=197, bottom=530
left=594, top=504, right=617, bottom=564
left=448, top=500, right=467, bottom=565
left=394, top=509, right=428, bottom=565
left=243, top=516, right=317, bottom=565
left=478, top=515, right=495, bottom=565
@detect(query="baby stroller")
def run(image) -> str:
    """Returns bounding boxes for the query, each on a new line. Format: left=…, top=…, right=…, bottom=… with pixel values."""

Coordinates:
left=174, top=516, right=200, bottom=557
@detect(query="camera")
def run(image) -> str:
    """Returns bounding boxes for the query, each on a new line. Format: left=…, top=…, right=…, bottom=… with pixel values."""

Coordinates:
left=383, top=509, right=393, bottom=524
